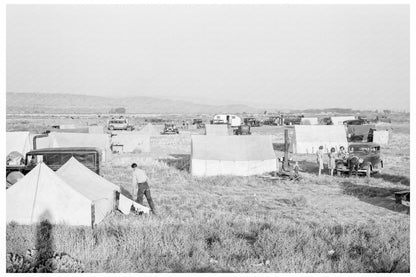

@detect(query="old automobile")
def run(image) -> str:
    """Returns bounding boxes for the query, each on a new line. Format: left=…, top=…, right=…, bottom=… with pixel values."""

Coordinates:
left=335, top=142, right=383, bottom=177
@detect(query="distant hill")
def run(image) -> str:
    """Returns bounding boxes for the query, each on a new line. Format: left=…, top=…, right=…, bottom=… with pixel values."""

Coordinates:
left=6, top=92, right=262, bottom=114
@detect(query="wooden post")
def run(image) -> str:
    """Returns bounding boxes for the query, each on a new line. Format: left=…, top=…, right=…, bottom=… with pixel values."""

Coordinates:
left=284, top=129, right=289, bottom=170
left=91, top=204, right=95, bottom=229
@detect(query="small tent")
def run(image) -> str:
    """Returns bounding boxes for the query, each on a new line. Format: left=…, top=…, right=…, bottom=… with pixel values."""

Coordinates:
left=57, top=157, right=149, bottom=221
left=330, top=116, right=355, bottom=125
left=205, top=124, right=229, bottom=136
left=47, top=132, right=111, bottom=161
left=7, top=163, right=94, bottom=226
left=290, top=125, right=348, bottom=154
left=6, top=132, right=31, bottom=156
left=138, top=123, right=160, bottom=136
left=300, top=117, right=319, bottom=125
left=191, top=135, right=276, bottom=176
left=373, top=130, right=389, bottom=145
left=111, top=132, right=150, bottom=153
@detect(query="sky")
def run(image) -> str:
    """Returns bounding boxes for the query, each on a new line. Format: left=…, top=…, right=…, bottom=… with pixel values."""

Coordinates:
left=6, top=5, right=409, bottom=111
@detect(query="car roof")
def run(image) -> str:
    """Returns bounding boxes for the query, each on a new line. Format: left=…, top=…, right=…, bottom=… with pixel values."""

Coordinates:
left=27, top=147, right=102, bottom=154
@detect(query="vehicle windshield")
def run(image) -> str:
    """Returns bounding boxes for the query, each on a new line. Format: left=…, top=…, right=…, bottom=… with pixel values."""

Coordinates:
left=110, top=120, right=126, bottom=124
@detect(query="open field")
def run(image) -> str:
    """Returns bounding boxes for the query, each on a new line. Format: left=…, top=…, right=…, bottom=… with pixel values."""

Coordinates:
left=6, top=114, right=410, bottom=273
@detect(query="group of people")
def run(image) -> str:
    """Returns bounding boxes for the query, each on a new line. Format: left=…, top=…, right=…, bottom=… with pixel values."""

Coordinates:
left=316, top=146, right=348, bottom=176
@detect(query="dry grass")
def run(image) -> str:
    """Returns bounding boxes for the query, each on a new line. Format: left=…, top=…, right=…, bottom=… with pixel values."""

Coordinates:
left=6, top=115, right=410, bottom=272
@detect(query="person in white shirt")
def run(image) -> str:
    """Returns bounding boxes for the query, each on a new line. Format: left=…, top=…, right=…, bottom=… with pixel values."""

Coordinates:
left=131, top=163, right=156, bottom=214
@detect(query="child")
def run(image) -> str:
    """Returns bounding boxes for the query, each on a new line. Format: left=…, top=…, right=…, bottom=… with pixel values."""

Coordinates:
left=328, top=147, right=336, bottom=176
left=316, top=146, right=324, bottom=176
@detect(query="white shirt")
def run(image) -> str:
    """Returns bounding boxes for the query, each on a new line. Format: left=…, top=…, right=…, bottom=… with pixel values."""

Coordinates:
left=132, top=168, right=148, bottom=184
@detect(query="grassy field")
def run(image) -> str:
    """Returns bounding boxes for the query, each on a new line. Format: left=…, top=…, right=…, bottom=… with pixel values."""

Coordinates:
left=6, top=114, right=410, bottom=273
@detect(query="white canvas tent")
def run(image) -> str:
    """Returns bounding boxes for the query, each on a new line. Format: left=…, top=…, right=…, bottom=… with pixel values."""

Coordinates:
left=205, top=124, right=229, bottom=136
left=111, top=132, right=150, bottom=153
left=191, top=135, right=276, bottom=176
left=138, top=123, right=160, bottom=136
left=6, top=132, right=31, bottom=156
left=57, top=157, right=149, bottom=220
left=300, top=117, right=319, bottom=125
left=7, top=163, right=94, bottom=226
left=330, top=116, right=355, bottom=125
left=373, top=130, right=389, bottom=145
left=47, top=132, right=111, bottom=161
left=290, top=125, right=348, bottom=154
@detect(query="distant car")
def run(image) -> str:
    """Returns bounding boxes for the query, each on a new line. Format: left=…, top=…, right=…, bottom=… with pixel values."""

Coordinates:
left=192, top=119, right=205, bottom=129
left=6, top=147, right=102, bottom=187
left=243, top=117, right=262, bottom=127
left=335, top=142, right=383, bottom=177
left=263, top=116, right=280, bottom=126
left=161, top=123, right=179, bottom=135
left=107, top=118, right=134, bottom=131
left=319, top=117, right=333, bottom=125
left=283, top=115, right=304, bottom=125
left=234, top=125, right=251, bottom=135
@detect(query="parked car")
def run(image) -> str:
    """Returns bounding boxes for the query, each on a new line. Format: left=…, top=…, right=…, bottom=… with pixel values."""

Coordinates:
left=161, top=123, right=179, bottom=135
left=107, top=117, right=134, bottom=131
left=192, top=119, right=205, bottom=129
left=243, top=117, right=262, bottom=127
left=234, top=125, right=251, bottom=135
left=6, top=147, right=102, bottom=187
left=283, top=115, right=304, bottom=125
left=263, top=116, right=280, bottom=126
left=335, top=142, right=383, bottom=177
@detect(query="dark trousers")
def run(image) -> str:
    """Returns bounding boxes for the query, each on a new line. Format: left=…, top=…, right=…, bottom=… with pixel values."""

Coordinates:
left=136, top=182, right=156, bottom=212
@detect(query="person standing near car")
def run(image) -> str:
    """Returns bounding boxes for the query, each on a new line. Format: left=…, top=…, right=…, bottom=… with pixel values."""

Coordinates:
left=316, top=146, right=324, bottom=176
left=131, top=163, right=156, bottom=214
left=328, top=147, right=337, bottom=176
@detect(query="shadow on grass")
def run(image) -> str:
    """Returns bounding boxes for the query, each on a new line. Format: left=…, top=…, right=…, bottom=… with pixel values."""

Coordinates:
left=158, top=154, right=190, bottom=172
left=373, top=173, right=410, bottom=186
left=297, top=160, right=319, bottom=175
left=340, top=181, right=409, bottom=214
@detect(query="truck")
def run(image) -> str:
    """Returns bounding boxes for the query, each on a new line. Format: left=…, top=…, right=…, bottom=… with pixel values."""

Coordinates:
left=6, top=147, right=102, bottom=188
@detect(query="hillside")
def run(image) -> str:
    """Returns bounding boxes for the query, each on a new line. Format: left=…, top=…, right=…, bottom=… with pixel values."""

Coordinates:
left=6, top=92, right=261, bottom=114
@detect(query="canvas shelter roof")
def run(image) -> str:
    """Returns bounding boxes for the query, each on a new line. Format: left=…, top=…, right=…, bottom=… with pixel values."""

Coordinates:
left=111, top=132, right=150, bottom=153
left=300, top=117, right=319, bottom=125
left=7, top=163, right=93, bottom=226
left=330, top=116, right=355, bottom=125
left=6, top=131, right=31, bottom=156
left=191, top=135, right=276, bottom=176
left=290, top=125, right=348, bottom=154
left=205, top=124, right=229, bottom=135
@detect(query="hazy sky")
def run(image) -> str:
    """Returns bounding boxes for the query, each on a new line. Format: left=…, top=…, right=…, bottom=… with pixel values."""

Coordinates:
left=7, top=5, right=409, bottom=110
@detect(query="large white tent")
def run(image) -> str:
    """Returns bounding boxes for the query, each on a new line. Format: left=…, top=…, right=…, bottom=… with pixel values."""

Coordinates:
left=7, top=163, right=94, bottom=226
left=6, top=131, right=31, bottom=156
left=111, top=132, right=150, bottom=153
left=191, top=135, right=276, bottom=176
left=300, top=117, right=319, bottom=125
left=205, top=124, right=229, bottom=136
left=330, top=116, right=355, bottom=125
left=290, top=125, right=348, bottom=154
